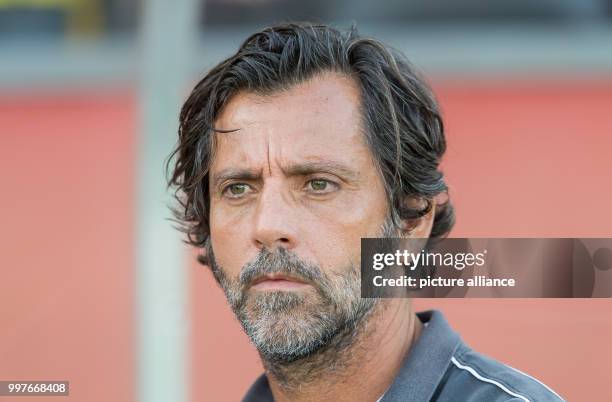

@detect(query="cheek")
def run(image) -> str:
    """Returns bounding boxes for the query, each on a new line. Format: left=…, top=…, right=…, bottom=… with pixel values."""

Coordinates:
left=209, top=206, right=254, bottom=279
left=302, top=190, right=388, bottom=273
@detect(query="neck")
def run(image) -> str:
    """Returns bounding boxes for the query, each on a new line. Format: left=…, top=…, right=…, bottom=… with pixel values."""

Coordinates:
left=264, top=299, right=422, bottom=402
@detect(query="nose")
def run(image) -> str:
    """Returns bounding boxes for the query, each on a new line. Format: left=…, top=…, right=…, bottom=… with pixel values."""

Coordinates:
left=251, top=183, right=298, bottom=251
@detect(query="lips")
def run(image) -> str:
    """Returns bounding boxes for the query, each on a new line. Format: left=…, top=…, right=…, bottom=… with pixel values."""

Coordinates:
left=251, top=273, right=307, bottom=286
left=250, top=273, right=310, bottom=290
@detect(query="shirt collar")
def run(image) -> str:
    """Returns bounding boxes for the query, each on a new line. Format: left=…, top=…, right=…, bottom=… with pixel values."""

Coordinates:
left=242, top=310, right=462, bottom=402
left=380, top=310, right=462, bottom=402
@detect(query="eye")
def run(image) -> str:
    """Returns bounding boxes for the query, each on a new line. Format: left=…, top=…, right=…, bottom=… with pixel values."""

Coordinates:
left=223, top=183, right=251, bottom=198
left=306, top=178, right=337, bottom=194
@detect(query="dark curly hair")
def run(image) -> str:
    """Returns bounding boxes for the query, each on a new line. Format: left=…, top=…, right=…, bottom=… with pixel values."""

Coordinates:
left=167, top=22, right=454, bottom=261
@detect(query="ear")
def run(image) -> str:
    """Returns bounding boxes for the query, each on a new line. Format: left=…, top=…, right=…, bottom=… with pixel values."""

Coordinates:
left=399, top=198, right=436, bottom=238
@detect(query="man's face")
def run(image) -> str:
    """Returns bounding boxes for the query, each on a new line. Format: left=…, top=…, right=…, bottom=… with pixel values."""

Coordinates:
left=207, top=72, right=392, bottom=361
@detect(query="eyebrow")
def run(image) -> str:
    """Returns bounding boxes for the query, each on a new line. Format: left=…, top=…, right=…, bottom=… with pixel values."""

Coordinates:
left=211, top=160, right=359, bottom=188
left=283, top=161, right=359, bottom=181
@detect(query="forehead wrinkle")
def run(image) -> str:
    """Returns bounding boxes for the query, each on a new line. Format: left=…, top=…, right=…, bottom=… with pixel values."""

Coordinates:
left=266, top=136, right=272, bottom=177
left=212, top=73, right=369, bottom=181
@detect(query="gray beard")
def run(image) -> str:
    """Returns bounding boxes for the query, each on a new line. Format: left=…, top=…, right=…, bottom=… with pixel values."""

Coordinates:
left=205, top=216, right=398, bottom=388
left=210, top=247, right=377, bottom=359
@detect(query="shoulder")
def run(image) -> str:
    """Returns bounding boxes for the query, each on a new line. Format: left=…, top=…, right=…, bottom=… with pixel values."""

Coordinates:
left=437, top=343, right=565, bottom=402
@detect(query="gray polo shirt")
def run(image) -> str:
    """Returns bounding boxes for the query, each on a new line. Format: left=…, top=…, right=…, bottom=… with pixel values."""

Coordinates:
left=241, top=310, right=565, bottom=402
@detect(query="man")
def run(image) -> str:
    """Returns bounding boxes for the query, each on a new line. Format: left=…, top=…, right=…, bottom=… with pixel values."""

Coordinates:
left=168, top=22, right=564, bottom=402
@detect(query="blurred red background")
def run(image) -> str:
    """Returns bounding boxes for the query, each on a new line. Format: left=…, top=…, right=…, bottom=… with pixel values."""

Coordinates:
left=1, top=80, right=611, bottom=401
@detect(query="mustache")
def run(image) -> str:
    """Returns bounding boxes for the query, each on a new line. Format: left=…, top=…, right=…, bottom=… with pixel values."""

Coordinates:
left=239, top=248, right=324, bottom=288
